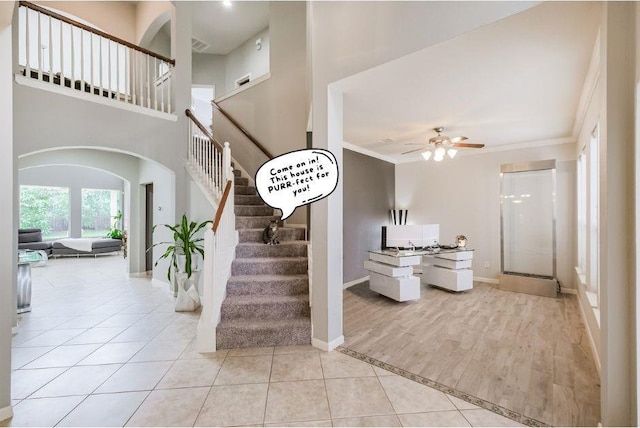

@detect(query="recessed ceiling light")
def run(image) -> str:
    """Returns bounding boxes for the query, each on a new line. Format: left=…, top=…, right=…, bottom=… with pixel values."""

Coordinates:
left=223, top=0, right=232, bottom=7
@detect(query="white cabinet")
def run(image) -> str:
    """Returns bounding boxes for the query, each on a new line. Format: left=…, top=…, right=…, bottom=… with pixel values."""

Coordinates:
left=364, top=251, right=421, bottom=302
left=422, top=250, right=474, bottom=292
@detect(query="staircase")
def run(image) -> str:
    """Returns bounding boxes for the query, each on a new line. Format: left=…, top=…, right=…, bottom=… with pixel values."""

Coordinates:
left=216, top=168, right=311, bottom=349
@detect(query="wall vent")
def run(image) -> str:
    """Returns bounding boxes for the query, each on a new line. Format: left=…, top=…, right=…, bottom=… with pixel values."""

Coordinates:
left=191, top=37, right=210, bottom=53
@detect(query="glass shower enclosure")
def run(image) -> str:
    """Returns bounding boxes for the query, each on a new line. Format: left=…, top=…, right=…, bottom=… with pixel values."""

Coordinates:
left=498, top=159, right=558, bottom=297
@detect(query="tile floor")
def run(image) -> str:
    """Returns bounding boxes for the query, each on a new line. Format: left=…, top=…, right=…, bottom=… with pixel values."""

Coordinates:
left=3, top=256, right=522, bottom=427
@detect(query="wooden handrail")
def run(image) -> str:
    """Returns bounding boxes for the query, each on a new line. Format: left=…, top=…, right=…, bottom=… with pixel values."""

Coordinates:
left=185, top=109, right=224, bottom=152
left=211, top=100, right=274, bottom=159
left=19, top=1, right=175, bottom=65
left=212, top=180, right=233, bottom=233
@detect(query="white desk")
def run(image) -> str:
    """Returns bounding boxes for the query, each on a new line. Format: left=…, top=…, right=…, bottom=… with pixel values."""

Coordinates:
left=422, top=249, right=474, bottom=292
left=364, top=250, right=422, bottom=302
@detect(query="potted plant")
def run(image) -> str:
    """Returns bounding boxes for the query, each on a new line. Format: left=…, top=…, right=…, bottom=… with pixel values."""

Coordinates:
left=149, top=214, right=211, bottom=310
left=107, top=210, right=124, bottom=240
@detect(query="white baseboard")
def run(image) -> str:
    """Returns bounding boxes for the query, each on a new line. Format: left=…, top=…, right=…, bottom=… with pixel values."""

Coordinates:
left=473, top=276, right=499, bottom=284
left=0, top=405, right=13, bottom=422
left=561, top=287, right=577, bottom=295
left=343, top=276, right=369, bottom=289
left=312, top=335, right=344, bottom=352
left=129, top=272, right=150, bottom=278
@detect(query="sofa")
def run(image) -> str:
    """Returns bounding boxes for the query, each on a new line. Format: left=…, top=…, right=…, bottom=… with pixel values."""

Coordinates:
left=18, top=228, right=122, bottom=257
left=52, top=238, right=122, bottom=257
left=18, top=228, right=54, bottom=255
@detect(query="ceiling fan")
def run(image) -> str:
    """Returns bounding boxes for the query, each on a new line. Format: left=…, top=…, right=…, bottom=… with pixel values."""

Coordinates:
left=402, top=127, right=485, bottom=161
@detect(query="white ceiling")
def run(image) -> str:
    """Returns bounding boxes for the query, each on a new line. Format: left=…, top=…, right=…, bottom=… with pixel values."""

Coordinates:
left=191, top=1, right=269, bottom=55
left=340, top=2, right=601, bottom=163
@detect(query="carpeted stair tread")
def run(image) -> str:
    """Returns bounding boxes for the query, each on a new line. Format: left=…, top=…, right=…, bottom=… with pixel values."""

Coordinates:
left=234, top=176, right=249, bottom=186
left=238, top=228, right=305, bottom=243
left=227, top=274, right=308, bottom=296
left=221, top=294, right=310, bottom=321
left=232, top=257, right=308, bottom=276
left=233, top=169, right=241, bottom=177
left=236, top=241, right=307, bottom=258
left=216, top=317, right=311, bottom=349
left=234, top=205, right=274, bottom=216
left=236, top=215, right=283, bottom=229
left=235, top=195, right=264, bottom=205
left=235, top=185, right=257, bottom=195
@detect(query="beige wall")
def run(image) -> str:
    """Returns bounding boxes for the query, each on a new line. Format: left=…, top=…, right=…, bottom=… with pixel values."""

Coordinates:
left=135, top=1, right=171, bottom=46
left=35, top=1, right=137, bottom=42
left=214, top=2, right=307, bottom=225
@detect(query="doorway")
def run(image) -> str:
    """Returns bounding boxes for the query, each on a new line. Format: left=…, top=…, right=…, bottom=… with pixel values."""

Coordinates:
left=191, top=86, right=215, bottom=131
left=145, top=183, right=154, bottom=272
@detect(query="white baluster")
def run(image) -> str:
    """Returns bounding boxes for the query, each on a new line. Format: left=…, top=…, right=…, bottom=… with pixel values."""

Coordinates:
left=79, top=28, right=84, bottom=89
left=132, top=50, right=136, bottom=105
left=153, top=58, right=157, bottom=111
left=115, top=44, right=120, bottom=99
left=59, top=20, right=63, bottom=85
left=99, top=36, right=103, bottom=96
left=37, top=11, right=42, bottom=80
left=70, top=23, right=74, bottom=83
left=25, top=8, right=30, bottom=77
left=125, top=47, right=129, bottom=103
left=223, top=142, right=231, bottom=184
left=107, top=40, right=111, bottom=96
left=48, top=15, right=52, bottom=75
left=146, top=55, right=150, bottom=108
left=89, top=32, right=94, bottom=94
left=160, top=61, right=169, bottom=111
left=167, top=65, right=172, bottom=113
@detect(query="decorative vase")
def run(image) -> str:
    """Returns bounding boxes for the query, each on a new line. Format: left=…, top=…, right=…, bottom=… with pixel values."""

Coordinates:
left=174, top=270, right=201, bottom=312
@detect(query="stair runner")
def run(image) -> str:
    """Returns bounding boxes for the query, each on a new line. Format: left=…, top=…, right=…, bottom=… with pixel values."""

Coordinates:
left=216, top=168, right=311, bottom=349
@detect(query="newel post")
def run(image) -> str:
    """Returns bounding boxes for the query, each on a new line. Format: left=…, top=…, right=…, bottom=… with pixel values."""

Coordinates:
left=222, top=141, right=232, bottom=182
left=196, top=222, right=216, bottom=352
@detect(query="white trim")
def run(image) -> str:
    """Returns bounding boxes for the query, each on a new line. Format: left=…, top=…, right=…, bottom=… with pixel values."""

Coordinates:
left=343, top=142, right=397, bottom=164
left=0, top=406, right=13, bottom=422
left=11, top=326, right=18, bottom=335
left=561, top=287, right=577, bottom=295
left=473, top=276, right=499, bottom=284
left=577, top=287, right=601, bottom=376
left=215, top=72, right=270, bottom=103
left=15, top=74, right=177, bottom=121
left=312, top=335, right=345, bottom=352
left=572, top=29, right=601, bottom=139
left=344, top=276, right=369, bottom=290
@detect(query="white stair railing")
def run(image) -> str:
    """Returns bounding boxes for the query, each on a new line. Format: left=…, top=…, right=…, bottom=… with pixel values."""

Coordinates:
left=186, top=109, right=226, bottom=198
left=185, top=109, right=237, bottom=352
left=18, top=1, right=174, bottom=113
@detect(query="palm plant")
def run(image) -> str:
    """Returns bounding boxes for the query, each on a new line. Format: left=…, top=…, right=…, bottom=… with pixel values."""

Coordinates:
left=149, top=214, right=211, bottom=281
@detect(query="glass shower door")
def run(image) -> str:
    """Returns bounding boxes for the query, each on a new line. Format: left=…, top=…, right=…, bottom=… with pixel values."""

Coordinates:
left=500, top=160, right=556, bottom=279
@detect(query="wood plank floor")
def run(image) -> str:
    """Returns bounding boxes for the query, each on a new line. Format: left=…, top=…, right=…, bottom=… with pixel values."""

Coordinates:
left=343, top=281, right=600, bottom=427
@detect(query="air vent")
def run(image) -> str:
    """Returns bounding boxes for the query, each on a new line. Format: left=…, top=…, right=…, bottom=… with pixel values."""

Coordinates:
left=191, top=37, right=210, bottom=53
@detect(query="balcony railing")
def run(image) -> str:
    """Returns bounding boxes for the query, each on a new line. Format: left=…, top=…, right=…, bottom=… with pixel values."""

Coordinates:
left=18, top=1, right=175, bottom=114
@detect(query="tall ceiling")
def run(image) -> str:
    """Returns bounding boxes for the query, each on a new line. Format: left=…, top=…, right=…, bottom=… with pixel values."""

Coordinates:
left=340, top=2, right=601, bottom=163
left=191, top=1, right=269, bottom=55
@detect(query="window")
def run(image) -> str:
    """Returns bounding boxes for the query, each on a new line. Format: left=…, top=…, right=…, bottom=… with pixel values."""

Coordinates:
left=20, top=185, right=70, bottom=240
left=577, top=151, right=586, bottom=275
left=577, top=124, right=600, bottom=309
left=81, top=189, right=121, bottom=237
left=588, top=126, right=600, bottom=304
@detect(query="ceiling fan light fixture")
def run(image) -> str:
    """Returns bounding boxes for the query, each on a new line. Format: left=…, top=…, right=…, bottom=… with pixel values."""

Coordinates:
left=447, top=148, right=458, bottom=159
left=434, top=143, right=446, bottom=158
left=434, top=152, right=445, bottom=162
left=421, top=150, right=432, bottom=161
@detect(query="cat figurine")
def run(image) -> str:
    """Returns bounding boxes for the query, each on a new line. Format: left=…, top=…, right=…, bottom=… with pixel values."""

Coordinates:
left=263, top=220, right=280, bottom=245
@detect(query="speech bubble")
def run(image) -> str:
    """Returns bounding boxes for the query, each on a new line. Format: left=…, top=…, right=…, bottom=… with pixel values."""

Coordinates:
left=255, top=149, right=339, bottom=221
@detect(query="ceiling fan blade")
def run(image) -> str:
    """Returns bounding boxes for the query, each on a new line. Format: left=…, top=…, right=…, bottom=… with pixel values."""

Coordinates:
left=401, top=147, right=425, bottom=155
left=452, top=142, right=485, bottom=149
left=450, top=136, right=468, bottom=143
left=405, top=143, right=427, bottom=146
